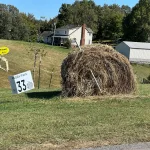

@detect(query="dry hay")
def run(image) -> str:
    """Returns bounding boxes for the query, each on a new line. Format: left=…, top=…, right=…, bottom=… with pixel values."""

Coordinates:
left=61, top=44, right=136, bottom=97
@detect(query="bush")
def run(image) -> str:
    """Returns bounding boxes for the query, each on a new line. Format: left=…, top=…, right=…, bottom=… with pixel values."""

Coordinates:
left=147, top=75, right=150, bottom=81
left=64, top=39, right=71, bottom=49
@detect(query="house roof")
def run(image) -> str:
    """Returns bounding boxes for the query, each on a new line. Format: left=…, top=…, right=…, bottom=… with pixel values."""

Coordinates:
left=53, top=35, right=69, bottom=38
left=86, top=27, right=93, bottom=33
left=41, top=31, right=53, bottom=37
left=56, top=25, right=79, bottom=30
left=56, top=24, right=93, bottom=33
left=123, top=41, right=150, bottom=50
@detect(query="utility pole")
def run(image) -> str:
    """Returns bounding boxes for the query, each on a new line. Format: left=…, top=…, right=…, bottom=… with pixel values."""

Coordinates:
left=52, top=22, right=56, bottom=46
left=38, top=16, right=45, bottom=42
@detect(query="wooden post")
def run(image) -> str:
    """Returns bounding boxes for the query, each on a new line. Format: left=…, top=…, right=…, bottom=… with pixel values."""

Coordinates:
left=33, top=49, right=38, bottom=82
left=0, top=56, right=9, bottom=72
left=49, top=68, right=54, bottom=88
left=38, top=55, right=42, bottom=89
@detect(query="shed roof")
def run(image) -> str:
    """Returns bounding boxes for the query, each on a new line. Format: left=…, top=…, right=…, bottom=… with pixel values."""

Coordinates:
left=123, top=41, right=150, bottom=50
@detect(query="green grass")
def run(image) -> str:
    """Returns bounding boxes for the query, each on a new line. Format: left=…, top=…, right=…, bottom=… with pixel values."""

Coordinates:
left=0, top=39, right=70, bottom=89
left=132, top=64, right=150, bottom=82
left=0, top=40, right=150, bottom=149
left=138, top=84, right=150, bottom=96
left=0, top=85, right=150, bottom=150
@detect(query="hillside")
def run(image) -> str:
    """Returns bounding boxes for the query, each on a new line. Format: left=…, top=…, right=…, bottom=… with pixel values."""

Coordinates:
left=0, top=40, right=69, bottom=89
left=0, top=40, right=149, bottom=90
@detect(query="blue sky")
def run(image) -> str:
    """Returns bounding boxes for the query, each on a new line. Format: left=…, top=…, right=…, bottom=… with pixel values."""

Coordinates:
left=0, top=0, right=139, bottom=20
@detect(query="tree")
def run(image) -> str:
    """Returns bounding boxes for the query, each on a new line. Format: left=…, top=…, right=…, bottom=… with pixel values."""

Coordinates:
left=57, top=0, right=98, bottom=32
left=57, top=4, right=71, bottom=27
left=0, top=4, right=12, bottom=39
left=20, top=13, right=38, bottom=41
left=123, top=0, right=150, bottom=42
left=0, top=4, right=38, bottom=41
left=121, top=5, right=131, bottom=14
left=72, top=0, right=98, bottom=32
left=39, top=19, right=53, bottom=33
left=97, top=4, right=124, bottom=40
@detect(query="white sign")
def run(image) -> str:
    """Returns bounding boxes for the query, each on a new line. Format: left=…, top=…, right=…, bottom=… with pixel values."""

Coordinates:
left=8, top=70, right=34, bottom=94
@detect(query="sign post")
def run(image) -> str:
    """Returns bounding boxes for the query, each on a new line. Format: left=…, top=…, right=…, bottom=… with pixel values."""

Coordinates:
left=8, top=70, right=34, bottom=94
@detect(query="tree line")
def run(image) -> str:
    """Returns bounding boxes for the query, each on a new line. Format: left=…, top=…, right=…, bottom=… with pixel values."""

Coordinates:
left=0, top=0, right=149, bottom=42
left=0, top=4, right=54, bottom=41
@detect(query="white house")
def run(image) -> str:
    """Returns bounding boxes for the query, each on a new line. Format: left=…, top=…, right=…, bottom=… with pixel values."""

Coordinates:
left=116, top=41, right=150, bottom=64
left=52, top=24, right=93, bottom=46
left=40, top=31, right=53, bottom=44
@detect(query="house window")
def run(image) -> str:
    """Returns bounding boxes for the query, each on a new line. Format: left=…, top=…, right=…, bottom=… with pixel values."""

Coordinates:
left=89, top=33, right=91, bottom=36
left=65, top=31, right=67, bottom=34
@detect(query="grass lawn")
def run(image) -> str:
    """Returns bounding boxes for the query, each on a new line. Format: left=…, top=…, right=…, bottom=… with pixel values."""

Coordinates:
left=0, top=40, right=150, bottom=149
left=0, top=84, right=150, bottom=150
left=132, top=64, right=150, bottom=82
left=0, top=39, right=70, bottom=89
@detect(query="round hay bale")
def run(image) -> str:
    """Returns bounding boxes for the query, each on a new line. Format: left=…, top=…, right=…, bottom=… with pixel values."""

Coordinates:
left=61, top=44, right=136, bottom=97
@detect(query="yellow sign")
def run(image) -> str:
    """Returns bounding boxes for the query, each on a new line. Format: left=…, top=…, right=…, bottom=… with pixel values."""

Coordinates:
left=0, top=47, right=9, bottom=55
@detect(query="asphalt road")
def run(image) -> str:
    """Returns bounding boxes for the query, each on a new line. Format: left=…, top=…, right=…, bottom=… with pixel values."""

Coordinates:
left=78, top=142, right=150, bottom=150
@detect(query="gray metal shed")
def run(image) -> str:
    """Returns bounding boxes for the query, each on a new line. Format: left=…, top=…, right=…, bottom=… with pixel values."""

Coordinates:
left=116, top=41, right=150, bottom=64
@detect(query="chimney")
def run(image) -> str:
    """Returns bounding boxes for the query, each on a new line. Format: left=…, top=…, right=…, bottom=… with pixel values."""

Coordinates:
left=80, top=24, right=86, bottom=46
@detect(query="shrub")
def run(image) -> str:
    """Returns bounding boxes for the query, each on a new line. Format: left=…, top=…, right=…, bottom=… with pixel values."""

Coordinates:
left=147, top=75, right=150, bottom=81
left=64, top=39, right=71, bottom=49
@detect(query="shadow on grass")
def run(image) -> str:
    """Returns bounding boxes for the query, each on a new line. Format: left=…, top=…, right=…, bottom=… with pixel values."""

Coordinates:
left=26, top=90, right=62, bottom=99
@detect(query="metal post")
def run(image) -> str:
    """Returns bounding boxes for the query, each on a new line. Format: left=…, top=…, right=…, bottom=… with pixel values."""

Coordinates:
left=74, top=38, right=83, bottom=52
left=90, top=69, right=102, bottom=93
